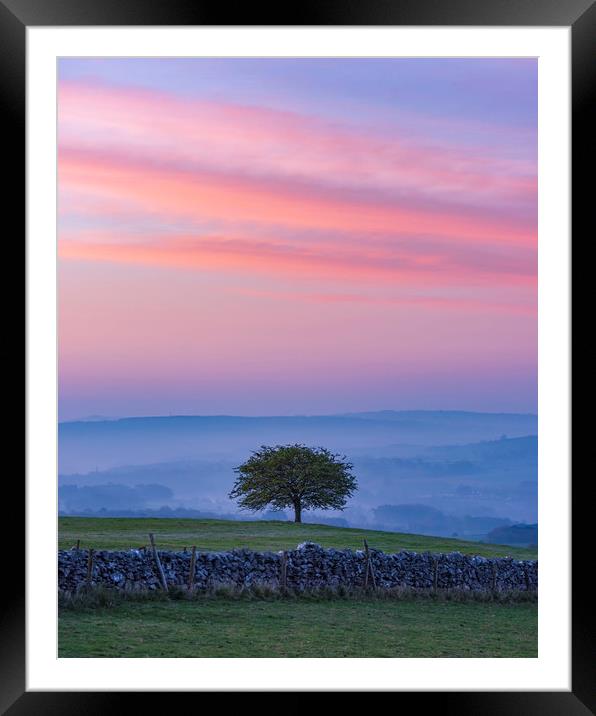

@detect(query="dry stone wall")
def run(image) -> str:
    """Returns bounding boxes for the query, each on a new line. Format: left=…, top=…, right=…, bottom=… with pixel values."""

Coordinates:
left=58, top=541, right=537, bottom=594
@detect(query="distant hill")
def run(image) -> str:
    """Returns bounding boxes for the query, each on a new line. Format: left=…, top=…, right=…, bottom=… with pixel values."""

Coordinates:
left=59, top=410, right=537, bottom=473
left=426, top=435, right=537, bottom=462
left=487, top=523, right=538, bottom=547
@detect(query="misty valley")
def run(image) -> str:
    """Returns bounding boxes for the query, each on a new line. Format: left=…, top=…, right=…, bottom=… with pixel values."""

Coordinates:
left=58, top=410, right=537, bottom=548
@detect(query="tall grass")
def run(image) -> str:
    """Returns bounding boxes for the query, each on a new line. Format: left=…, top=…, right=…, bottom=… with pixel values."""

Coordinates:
left=58, top=583, right=537, bottom=611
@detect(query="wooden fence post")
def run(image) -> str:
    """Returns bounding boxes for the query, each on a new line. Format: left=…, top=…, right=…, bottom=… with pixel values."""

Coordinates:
left=75, top=539, right=80, bottom=550
left=369, top=549, right=377, bottom=591
left=149, top=533, right=168, bottom=591
left=86, top=548, right=94, bottom=586
left=188, top=545, right=197, bottom=591
left=363, top=539, right=377, bottom=590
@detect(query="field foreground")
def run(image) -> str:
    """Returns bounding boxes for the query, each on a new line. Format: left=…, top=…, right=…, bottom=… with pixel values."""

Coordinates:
left=59, top=517, right=537, bottom=658
left=59, top=597, right=537, bottom=658
left=59, top=517, right=537, bottom=559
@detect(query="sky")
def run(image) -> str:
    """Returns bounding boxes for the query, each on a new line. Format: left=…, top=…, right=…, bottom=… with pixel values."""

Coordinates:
left=58, top=58, right=537, bottom=420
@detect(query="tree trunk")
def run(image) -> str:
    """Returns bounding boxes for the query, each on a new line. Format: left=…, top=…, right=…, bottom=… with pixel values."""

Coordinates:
left=293, top=502, right=302, bottom=523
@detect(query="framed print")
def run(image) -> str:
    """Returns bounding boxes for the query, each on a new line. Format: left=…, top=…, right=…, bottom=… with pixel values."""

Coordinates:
left=10, top=0, right=586, bottom=710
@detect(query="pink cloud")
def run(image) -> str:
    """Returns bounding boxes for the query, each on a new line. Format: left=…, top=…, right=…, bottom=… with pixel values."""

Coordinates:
left=59, top=148, right=535, bottom=247
left=57, top=72, right=537, bottom=416
left=58, top=230, right=536, bottom=295
left=58, top=80, right=536, bottom=209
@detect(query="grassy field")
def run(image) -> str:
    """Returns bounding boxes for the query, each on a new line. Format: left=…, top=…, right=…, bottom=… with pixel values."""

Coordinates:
left=59, top=597, right=537, bottom=658
left=59, top=517, right=537, bottom=658
left=58, top=517, right=537, bottom=559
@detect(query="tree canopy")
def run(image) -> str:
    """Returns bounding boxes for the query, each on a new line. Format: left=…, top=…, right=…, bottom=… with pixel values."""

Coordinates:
left=229, top=443, right=357, bottom=523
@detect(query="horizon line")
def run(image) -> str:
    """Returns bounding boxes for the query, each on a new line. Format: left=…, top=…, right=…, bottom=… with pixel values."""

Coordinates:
left=59, top=408, right=539, bottom=425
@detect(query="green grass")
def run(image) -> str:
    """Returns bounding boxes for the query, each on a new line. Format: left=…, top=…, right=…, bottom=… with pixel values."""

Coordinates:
left=59, top=518, right=537, bottom=658
left=58, top=517, right=537, bottom=559
left=59, top=597, right=537, bottom=658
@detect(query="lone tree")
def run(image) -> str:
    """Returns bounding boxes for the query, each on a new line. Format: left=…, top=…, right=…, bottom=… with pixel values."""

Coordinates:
left=229, top=443, right=357, bottom=523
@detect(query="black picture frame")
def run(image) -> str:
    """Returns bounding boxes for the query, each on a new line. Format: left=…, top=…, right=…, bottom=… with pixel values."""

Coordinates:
left=9, top=0, right=586, bottom=710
